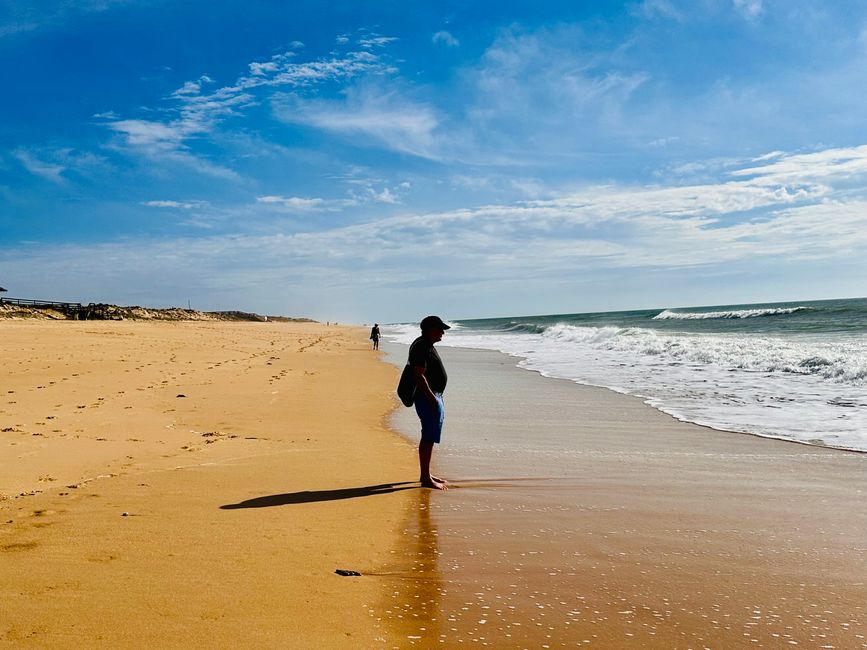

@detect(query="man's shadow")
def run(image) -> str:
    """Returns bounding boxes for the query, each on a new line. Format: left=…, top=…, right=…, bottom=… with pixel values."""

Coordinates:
left=220, top=481, right=417, bottom=509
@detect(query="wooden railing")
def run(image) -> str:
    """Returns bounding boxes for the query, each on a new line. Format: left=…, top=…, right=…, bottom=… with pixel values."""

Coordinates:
left=0, top=297, right=84, bottom=318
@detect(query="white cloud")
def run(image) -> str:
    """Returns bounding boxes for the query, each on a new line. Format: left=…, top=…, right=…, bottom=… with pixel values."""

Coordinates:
left=249, top=60, right=281, bottom=76
left=366, top=187, right=399, bottom=204
left=12, top=147, right=108, bottom=184
left=509, top=178, right=546, bottom=198
left=13, top=149, right=65, bottom=183
left=273, top=89, right=439, bottom=158
left=357, top=35, right=398, bottom=48
left=730, top=144, right=867, bottom=183
left=256, top=195, right=355, bottom=211
left=171, top=75, right=216, bottom=97
left=108, top=119, right=189, bottom=151
left=102, top=44, right=397, bottom=175
left=455, top=26, right=651, bottom=162
left=5, top=145, right=867, bottom=320
left=237, top=50, right=391, bottom=91
left=733, top=0, right=763, bottom=20
left=142, top=200, right=206, bottom=209
left=432, top=30, right=459, bottom=47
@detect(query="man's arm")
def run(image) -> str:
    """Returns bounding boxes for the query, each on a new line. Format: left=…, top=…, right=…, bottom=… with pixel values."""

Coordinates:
left=412, top=366, right=437, bottom=405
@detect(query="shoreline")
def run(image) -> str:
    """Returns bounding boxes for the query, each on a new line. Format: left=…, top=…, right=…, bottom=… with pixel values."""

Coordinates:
left=1, top=321, right=418, bottom=647
left=378, top=340, right=867, bottom=648
left=527, top=364, right=867, bottom=456
left=398, top=336, right=867, bottom=455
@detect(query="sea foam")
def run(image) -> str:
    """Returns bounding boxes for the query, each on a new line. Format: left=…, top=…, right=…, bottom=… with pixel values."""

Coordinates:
left=385, top=321, right=867, bottom=451
left=653, top=306, right=805, bottom=320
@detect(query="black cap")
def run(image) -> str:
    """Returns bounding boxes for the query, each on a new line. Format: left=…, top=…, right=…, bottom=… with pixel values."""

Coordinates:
left=420, top=315, right=451, bottom=331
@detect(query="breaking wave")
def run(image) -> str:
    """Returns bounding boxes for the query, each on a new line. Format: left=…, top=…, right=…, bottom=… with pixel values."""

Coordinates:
left=653, top=307, right=806, bottom=320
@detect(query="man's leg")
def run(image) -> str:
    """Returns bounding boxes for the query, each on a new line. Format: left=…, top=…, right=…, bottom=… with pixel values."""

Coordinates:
left=419, top=440, right=446, bottom=489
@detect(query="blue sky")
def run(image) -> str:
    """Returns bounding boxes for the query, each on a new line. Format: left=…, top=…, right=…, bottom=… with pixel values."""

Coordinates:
left=2, top=0, right=867, bottom=322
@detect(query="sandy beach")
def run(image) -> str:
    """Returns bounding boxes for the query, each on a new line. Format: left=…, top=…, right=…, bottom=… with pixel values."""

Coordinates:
left=0, top=321, right=417, bottom=647
left=3, top=321, right=865, bottom=649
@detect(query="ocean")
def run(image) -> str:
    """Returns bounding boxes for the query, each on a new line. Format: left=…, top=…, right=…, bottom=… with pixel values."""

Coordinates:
left=384, top=297, right=867, bottom=452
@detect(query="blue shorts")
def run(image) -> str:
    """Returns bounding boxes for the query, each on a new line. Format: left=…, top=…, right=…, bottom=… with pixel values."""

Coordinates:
left=414, top=393, right=444, bottom=444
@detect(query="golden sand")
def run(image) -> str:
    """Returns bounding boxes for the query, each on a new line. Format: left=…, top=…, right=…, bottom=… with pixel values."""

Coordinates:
left=4, top=322, right=865, bottom=649
left=0, top=321, right=417, bottom=647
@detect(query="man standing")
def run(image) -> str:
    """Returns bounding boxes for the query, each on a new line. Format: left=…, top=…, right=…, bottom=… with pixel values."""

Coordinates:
left=408, top=315, right=450, bottom=490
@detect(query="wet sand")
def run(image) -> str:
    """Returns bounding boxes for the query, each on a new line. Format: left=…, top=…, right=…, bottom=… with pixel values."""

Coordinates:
left=0, top=321, right=417, bottom=647
left=380, top=343, right=867, bottom=648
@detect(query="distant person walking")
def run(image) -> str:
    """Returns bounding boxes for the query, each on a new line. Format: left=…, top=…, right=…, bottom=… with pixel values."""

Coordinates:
left=370, top=323, right=381, bottom=350
left=409, top=315, right=450, bottom=490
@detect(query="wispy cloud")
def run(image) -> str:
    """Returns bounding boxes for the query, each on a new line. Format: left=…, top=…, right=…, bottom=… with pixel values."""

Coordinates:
left=632, top=0, right=685, bottom=21
left=103, top=42, right=398, bottom=177
left=108, top=120, right=190, bottom=152
left=357, top=34, right=398, bottom=49
left=141, top=200, right=207, bottom=209
left=273, top=88, right=439, bottom=158
left=452, top=25, right=650, bottom=164
left=13, top=149, right=65, bottom=183
left=12, top=147, right=108, bottom=184
left=256, top=195, right=355, bottom=211
left=1, top=0, right=137, bottom=39
left=730, top=145, right=867, bottom=183
left=256, top=177, right=408, bottom=210
left=733, top=0, right=763, bottom=21
left=10, top=145, right=867, bottom=292
left=432, top=30, right=459, bottom=47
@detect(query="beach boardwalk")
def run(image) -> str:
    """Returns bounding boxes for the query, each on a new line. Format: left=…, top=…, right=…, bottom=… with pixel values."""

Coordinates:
left=0, top=296, right=85, bottom=319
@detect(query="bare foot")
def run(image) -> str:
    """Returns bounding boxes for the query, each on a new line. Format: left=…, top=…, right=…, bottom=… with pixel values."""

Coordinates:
left=421, top=478, right=447, bottom=490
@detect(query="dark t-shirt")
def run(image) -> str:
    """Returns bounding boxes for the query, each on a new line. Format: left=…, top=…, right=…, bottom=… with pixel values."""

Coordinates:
left=408, top=335, right=448, bottom=394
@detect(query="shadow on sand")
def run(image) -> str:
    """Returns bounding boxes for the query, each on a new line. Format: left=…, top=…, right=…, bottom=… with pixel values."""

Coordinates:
left=219, top=481, right=417, bottom=509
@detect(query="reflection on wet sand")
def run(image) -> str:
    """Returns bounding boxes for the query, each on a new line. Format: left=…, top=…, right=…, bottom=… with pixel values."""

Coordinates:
left=374, top=488, right=442, bottom=646
left=380, top=477, right=867, bottom=648
left=379, top=343, right=867, bottom=648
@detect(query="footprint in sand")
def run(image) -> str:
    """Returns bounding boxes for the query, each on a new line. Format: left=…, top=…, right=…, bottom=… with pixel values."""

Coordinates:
left=2, top=541, right=39, bottom=552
